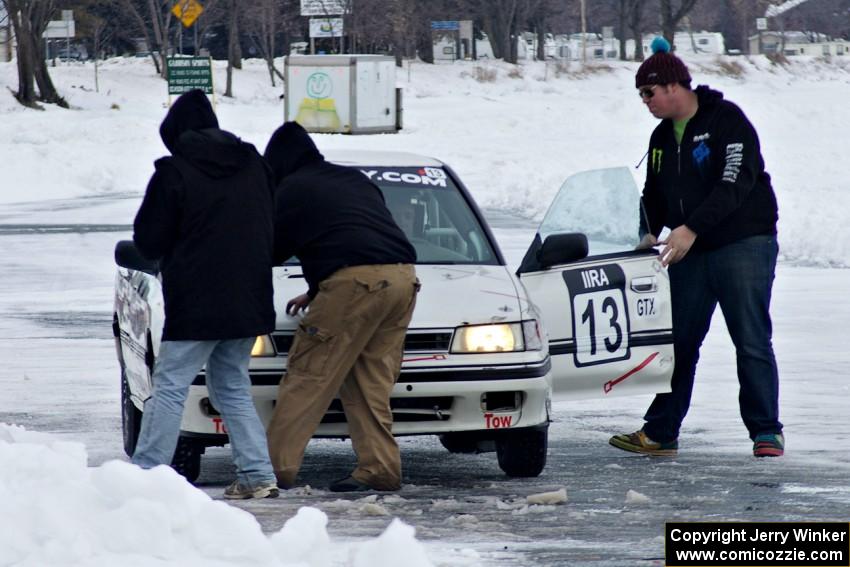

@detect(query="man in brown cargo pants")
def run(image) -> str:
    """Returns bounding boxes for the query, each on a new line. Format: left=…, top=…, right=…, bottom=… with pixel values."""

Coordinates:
left=263, top=122, right=418, bottom=492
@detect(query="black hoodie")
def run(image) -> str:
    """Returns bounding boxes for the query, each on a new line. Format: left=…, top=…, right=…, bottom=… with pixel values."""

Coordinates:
left=641, top=85, right=778, bottom=252
left=264, top=122, right=416, bottom=298
left=133, top=89, right=275, bottom=340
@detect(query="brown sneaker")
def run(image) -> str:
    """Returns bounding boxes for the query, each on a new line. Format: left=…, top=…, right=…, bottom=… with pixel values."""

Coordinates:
left=609, top=430, right=678, bottom=456
left=223, top=480, right=280, bottom=500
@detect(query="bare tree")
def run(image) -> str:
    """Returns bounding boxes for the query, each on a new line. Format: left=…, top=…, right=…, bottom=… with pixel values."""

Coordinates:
left=628, top=0, right=646, bottom=60
left=224, top=0, right=237, bottom=96
left=659, top=0, right=700, bottom=49
left=1, top=4, right=12, bottom=62
left=469, top=0, right=519, bottom=62
left=117, top=0, right=176, bottom=77
left=526, top=0, right=567, bottom=60
left=3, top=0, right=67, bottom=108
left=243, top=0, right=283, bottom=84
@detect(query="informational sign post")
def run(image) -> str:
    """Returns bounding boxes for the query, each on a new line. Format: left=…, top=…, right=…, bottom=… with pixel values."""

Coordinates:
left=300, top=0, right=346, bottom=16
left=166, top=56, right=214, bottom=107
left=309, top=17, right=344, bottom=38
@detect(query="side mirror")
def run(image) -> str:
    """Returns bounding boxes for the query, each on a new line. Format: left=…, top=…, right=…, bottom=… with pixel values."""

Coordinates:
left=537, top=233, right=588, bottom=269
left=516, top=232, right=589, bottom=275
left=115, top=240, right=159, bottom=275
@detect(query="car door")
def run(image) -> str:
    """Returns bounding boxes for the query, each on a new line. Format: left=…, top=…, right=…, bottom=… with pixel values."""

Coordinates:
left=114, top=245, right=163, bottom=403
left=518, top=167, right=674, bottom=400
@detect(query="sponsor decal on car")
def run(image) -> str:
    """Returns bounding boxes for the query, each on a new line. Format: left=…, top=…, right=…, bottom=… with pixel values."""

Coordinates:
left=360, top=167, right=448, bottom=187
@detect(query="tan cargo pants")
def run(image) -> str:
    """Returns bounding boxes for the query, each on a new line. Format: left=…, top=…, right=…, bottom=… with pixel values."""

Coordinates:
left=267, top=264, right=418, bottom=490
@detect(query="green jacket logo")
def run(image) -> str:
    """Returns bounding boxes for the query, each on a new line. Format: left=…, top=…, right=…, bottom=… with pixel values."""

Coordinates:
left=651, top=148, right=663, bottom=174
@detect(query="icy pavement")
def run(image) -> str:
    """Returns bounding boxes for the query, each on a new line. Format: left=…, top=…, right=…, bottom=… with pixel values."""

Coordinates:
left=0, top=203, right=848, bottom=566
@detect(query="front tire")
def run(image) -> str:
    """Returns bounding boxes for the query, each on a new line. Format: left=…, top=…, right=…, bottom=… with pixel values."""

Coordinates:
left=496, top=425, right=548, bottom=478
left=121, top=370, right=142, bottom=457
left=171, top=437, right=203, bottom=483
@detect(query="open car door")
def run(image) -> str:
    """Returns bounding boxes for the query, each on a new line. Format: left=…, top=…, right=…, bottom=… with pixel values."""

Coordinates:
left=518, top=167, right=674, bottom=400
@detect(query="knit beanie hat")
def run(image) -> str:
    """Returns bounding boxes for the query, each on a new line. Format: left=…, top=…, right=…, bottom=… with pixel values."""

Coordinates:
left=635, top=37, right=691, bottom=88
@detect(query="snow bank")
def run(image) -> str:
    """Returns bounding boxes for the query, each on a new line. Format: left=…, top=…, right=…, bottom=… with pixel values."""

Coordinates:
left=0, top=423, right=435, bottom=567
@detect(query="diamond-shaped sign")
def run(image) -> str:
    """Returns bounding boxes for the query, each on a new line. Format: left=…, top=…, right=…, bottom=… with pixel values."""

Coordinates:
left=172, top=0, right=204, bottom=28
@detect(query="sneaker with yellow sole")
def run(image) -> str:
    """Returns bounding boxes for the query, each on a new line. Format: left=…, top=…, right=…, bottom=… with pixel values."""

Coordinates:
left=609, top=430, right=678, bottom=456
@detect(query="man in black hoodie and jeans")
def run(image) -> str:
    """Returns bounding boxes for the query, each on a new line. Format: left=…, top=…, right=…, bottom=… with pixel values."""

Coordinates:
left=264, top=122, right=418, bottom=492
left=609, top=39, right=784, bottom=458
left=131, top=89, right=279, bottom=498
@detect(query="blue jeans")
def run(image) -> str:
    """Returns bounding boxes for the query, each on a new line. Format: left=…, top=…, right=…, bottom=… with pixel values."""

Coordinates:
left=132, top=338, right=275, bottom=487
left=643, top=235, right=782, bottom=443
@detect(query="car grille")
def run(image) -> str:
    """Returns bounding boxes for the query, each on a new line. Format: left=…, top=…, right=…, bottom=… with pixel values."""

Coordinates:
left=271, top=331, right=452, bottom=355
left=403, top=331, right=452, bottom=352
left=320, top=396, right=453, bottom=423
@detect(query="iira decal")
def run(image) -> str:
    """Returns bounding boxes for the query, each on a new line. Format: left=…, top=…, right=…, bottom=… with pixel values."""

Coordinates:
left=484, top=413, right=513, bottom=429
left=212, top=417, right=228, bottom=434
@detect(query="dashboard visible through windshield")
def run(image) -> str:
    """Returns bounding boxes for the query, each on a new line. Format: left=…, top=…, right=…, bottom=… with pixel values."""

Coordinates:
left=361, top=166, right=498, bottom=265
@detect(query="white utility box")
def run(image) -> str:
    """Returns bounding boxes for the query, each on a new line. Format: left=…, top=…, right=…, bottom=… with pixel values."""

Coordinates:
left=284, top=55, right=400, bottom=134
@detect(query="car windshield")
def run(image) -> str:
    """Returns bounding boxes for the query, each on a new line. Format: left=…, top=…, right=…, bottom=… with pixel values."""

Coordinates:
left=361, top=166, right=498, bottom=264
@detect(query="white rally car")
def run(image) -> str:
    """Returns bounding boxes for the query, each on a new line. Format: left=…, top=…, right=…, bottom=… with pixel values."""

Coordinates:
left=114, top=152, right=674, bottom=482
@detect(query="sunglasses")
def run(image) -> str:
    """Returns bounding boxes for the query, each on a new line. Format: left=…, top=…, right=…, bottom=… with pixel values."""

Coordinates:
left=638, top=85, right=660, bottom=100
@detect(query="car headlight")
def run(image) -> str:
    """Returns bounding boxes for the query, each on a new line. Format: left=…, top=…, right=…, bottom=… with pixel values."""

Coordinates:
left=452, top=323, right=520, bottom=353
left=450, top=320, right=542, bottom=353
left=251, top=335, right=276, bottom=357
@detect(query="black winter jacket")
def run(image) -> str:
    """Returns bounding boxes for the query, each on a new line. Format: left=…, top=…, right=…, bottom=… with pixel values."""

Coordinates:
left=133, top=89, right=275, bottom=341
left=264, top=122, right=416, bottom=299
left=641, top=85, right=778, bottom=251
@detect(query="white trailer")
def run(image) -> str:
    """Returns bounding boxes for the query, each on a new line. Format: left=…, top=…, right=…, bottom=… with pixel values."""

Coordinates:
left=285, top=55, right=400, bottom=134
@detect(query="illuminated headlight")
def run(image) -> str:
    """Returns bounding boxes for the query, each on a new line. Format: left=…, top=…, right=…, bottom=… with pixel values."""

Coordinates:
left=251, top=335, right=275, bottom=357
left=452, top=323, right=520, bottom=353
left=450, top=321, right=544, bottom=353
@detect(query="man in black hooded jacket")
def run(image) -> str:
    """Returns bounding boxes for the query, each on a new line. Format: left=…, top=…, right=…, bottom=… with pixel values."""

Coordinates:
left=609, top=40, right=784, bottom=458
left=264, top=122, right=418, bottom=492
left=131, top=89, right=279, bottom=499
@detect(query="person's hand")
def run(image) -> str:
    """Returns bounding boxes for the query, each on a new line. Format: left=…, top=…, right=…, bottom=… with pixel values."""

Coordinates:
left=636, top=234, right=658, bottom=250
left=658, top=225, right=697, bottom=266
left=286, top=293, right=311, bottom=316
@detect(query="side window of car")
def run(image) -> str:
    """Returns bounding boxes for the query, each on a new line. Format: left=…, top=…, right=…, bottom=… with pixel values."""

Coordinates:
left=539, top=167, right=641, bottom=257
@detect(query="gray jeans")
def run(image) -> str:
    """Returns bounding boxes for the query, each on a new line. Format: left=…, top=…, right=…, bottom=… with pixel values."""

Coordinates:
left=131, top=338, right=275, bottom=487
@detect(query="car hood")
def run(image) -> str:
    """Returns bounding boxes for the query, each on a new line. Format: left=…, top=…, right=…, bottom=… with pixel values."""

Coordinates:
left=407, top=264, right=523, bottom=329
left=271, top=264, right=524, bottom=330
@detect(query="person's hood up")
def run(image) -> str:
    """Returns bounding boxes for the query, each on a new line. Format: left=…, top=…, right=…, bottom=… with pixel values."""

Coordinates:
left=695, top=84, right=724, bottom=107
left=263, top=121, right=324, bottom=184
left=159, top=89, right=219, bottom=154
left=173, top=128, right=253, bottom=178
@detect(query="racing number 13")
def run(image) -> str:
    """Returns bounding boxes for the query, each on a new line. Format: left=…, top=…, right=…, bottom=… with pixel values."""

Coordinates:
left=573, top=290, right=628, bottom=365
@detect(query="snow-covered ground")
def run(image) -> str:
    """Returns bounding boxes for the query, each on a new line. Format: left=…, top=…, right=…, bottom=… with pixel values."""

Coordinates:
left=2, top=55, right=850, bottom=264
left=1, top=55, right=850, bottom=566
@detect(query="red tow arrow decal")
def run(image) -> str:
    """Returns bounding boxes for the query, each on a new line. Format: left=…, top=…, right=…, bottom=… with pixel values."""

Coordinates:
left=603, top=352, right=659, bottom=394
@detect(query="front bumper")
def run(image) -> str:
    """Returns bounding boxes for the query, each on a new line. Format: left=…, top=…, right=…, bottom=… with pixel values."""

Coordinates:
left=179, top=358, right=552, bottom=443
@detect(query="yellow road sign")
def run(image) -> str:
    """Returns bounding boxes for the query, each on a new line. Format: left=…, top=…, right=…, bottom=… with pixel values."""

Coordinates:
left=172, top=0, right=204, bottom=28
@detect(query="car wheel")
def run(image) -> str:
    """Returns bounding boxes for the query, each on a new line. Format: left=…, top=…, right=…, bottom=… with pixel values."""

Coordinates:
left=171, top=437, right=203, bottom=483
left=439, top=432, right=487, bottom=453
left=495, top=425, right=548, bottom=478
left=121, top=369, right=142, bottom=457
